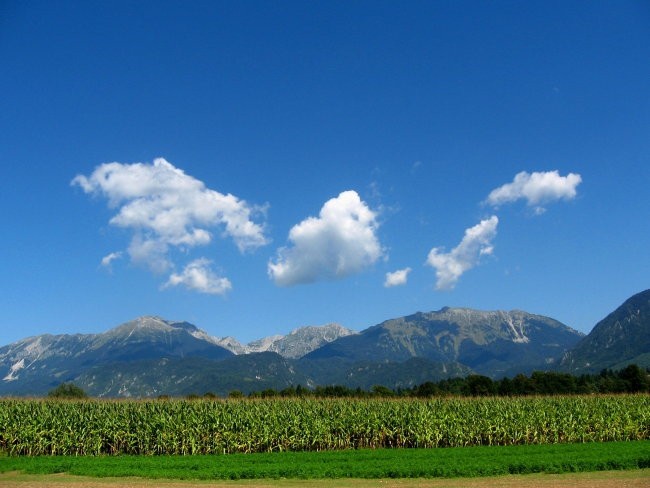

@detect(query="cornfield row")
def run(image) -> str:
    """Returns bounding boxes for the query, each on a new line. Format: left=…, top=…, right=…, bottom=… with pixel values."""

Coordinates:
left=0, top=395, right=648, bottom=455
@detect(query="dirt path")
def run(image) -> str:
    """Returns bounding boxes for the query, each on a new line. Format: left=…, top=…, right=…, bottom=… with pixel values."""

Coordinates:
left=0, top=470, right=648, bottom=488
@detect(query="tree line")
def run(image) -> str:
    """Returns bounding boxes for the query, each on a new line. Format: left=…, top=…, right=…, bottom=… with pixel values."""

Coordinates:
left=48, top=364, right=649, bottom=399
left=232, top=364, right=650, bottom=399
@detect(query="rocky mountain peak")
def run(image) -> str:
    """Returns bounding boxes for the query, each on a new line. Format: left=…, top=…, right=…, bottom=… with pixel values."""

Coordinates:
left=215, top=323, right=358, bottom=359
left=108, top=316, right=172, bottom=334
left=307, top=306, right=583, bottom=377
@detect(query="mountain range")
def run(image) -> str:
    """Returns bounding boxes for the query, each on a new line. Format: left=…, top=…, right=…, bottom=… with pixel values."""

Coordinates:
left=1, top=289, right=648, bottom=397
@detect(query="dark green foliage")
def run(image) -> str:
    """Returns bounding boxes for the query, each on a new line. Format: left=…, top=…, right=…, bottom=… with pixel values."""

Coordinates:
left=413, top=381, right=441, bottom=397
left=618, top=364, right=650, bottom=392
left=371, top=385, right=395, bottom=396
left=234, top=366, right=650, bottom=398
left=464, top=375, right=497, bottom=396
left=529, top=371, right=577, bottom=394
left=412, top=367, right=650, bottom=397
left=0, top=441, right=648, bottom=480
left=46, top=383, right=87, bottom=399
left=310, top=384, right=361, bottom=397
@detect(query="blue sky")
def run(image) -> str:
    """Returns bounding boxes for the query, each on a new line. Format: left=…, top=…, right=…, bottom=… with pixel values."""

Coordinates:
left=1, top=1, right=649, bottom=345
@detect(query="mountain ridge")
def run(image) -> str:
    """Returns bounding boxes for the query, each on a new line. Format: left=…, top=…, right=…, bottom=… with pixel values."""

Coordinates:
left=2, top=292, right=648, bottom=398
left=305, top=307, right=583, bottom=377
left=0, top=317, right=357, bottom=392
left=213, top=323, right=357, bottom=358
left=560, top=289, right=650, bottom=373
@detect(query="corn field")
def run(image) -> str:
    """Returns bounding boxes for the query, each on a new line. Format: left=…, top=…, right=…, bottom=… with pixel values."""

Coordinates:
left=0, top=395, right=648, bottom=455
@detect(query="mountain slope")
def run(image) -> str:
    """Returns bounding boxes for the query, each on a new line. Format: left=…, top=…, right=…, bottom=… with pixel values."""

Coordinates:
left=74, top=352, right=470, bottom=397
left=0, top=316, right=233, bottom=395
left=77, top=352, right=308, bottom=397
left=298, top=356, right=472, bottom=391
left=561, top=289, right=650, bottom=373
left=306, top=308, right=583, bottom=377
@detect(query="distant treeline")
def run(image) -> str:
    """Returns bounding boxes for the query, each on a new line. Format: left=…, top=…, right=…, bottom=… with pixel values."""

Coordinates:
left=206, top=364, right=650, bottom=400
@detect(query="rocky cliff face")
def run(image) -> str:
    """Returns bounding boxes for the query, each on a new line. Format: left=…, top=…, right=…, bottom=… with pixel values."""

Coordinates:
left=212, top=323, right=357, bottom=358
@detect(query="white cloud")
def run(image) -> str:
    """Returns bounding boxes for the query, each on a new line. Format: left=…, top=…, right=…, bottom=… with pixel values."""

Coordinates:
left=72, top=158, right=268, bottom=276
left=384, top=267, right=411, bottom=287
left=426, top=216, right=498, bottom=290
left=486, top=170, right=581, bottom=212
left=127, top=235, right=171, bottom=273
left=164, top=259, right=232, bottom=295
left=100, top=251, right=123, bottom=268
left=269, top=190, right=384, bottom=286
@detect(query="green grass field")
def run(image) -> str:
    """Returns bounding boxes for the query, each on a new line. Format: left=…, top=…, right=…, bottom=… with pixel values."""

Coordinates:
left=1, top=441, right=649, bottom=480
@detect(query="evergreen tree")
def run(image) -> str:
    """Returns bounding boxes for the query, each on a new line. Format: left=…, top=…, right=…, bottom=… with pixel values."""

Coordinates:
left=47, top=383, right=88, bottom=399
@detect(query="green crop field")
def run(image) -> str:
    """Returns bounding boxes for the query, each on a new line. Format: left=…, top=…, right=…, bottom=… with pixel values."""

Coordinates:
left=0, top=442, right=649, bottom=480
left=1, top=395, right=648, bottom=456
